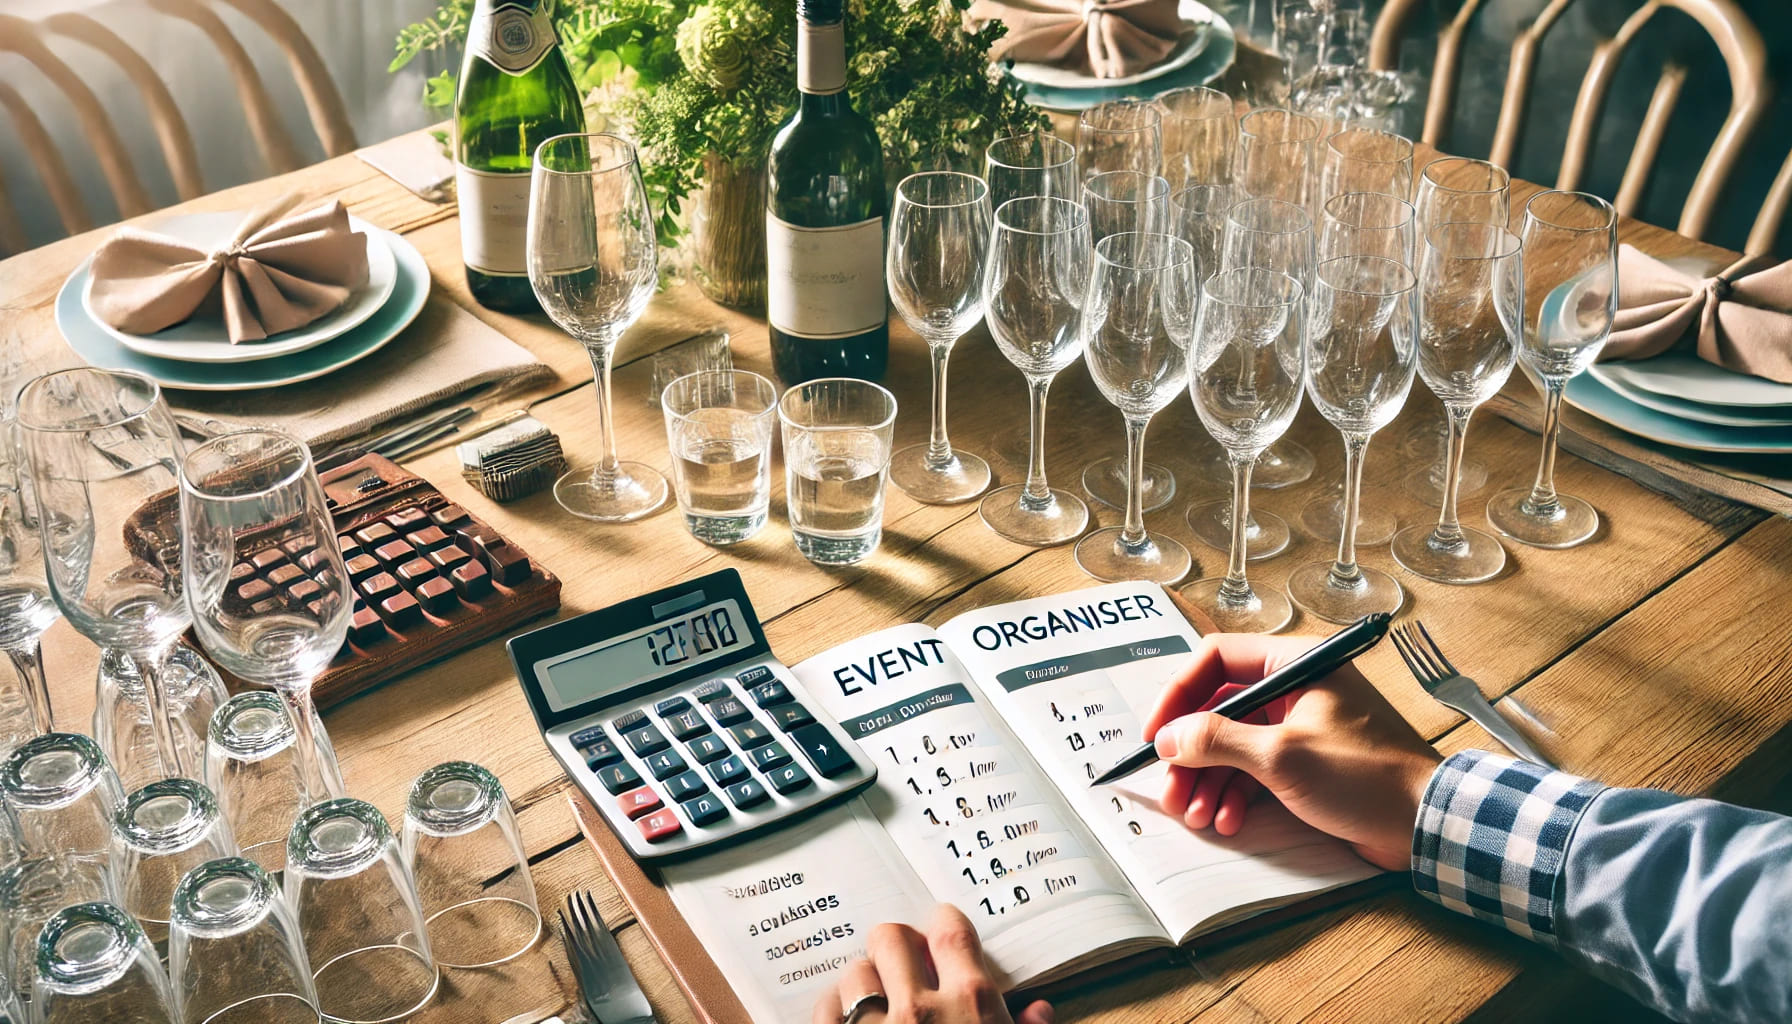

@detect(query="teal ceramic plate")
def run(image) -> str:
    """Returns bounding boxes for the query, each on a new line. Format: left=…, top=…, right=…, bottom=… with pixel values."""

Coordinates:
left=1586, top=364, right=1792, bottom=428
left=1592, top=351, right=1792, bottom=409
left=1565, top=372, right=1792, bottom=454
left=1016, top=9, right=1236, bottom=111
left=56, top=226, right=429, bottom=392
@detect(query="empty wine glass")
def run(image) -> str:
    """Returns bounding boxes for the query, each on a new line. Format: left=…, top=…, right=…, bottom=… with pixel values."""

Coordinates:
left=1392, top=223, right=1522, bottom=583
left=169, top=856, right=321, bottom=1024
left=31, top=902, right=178, bottom=1024
left=980, top=196, right=1092, bottom=547
left=886, top=171, right=993, bottom=505
left=984, top=132, right=1078, bottom=211
left=1234, top=108, right=1321, bottom=212
left=0, top=404, right=54, bottom=757
left=1413, top=157, right=1511, bottom=239
left=1319, top=127, right=1413, bottom=200
left=1170, top=183, right=1234, bottom=283
left=1156, top=85, right=1237, bottom=188
left=528, top=132, right=668, bottom=522
left=1286, top=255, right=1417, bottom=623
left=1182, top=267, right=1306, bottom=633
left=1076, top=101, right=1163, bottom=180
left=1075, top=233, right=1196, bottom=584
left=180, top=430, right=349, bottom=807
left=1487, top=191, right=1618, bottom=549
left=1317, top=191, right=1417, bottom=265
left=16, top=368, right=190, bottom=778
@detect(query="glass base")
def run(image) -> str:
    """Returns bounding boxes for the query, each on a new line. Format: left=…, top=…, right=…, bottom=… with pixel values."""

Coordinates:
left=1297, top=494, right=1396, bottom=547
left=1074, top=528, right=1192, bottom=584
left=794, top=528, right=882, bottom=566
left=1390, top=523, right=1507, bottom=584
left=891, top=445, right=991, bottom=505
left=1486, top=488, right=1599, bottom=549
left=1286, top=561, right=1405, bottom=624
left=1186, top=500, right=1289, bottom=561
left=683, top=509, right=767, bottom=546
left=1178, top=577, right=1292, bottom=634
left=555, top=462, right=668, bottom=523
left=1082, top=457, right=1176, bottom=512
left=979, top=485, right=1089, bottom=547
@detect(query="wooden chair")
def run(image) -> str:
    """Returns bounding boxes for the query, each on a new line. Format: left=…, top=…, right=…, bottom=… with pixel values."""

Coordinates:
left=1746, top=147, right=1791, bottom=255
left=0, top=0, right=357, bottom=256
left=1367, top=0, right=1771, bottom=245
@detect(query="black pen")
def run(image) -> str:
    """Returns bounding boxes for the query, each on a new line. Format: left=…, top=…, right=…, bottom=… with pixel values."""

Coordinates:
left=1090, top=612, right=1393, bottom=786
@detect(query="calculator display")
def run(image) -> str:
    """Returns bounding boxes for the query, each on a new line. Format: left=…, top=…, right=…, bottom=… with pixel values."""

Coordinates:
left=541, top=599, right=748, bottom=712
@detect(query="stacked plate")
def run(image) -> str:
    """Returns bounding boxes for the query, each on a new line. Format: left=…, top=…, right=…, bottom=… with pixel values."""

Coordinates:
left=56, top=211, right=431, bottom=392
left=1007, top=0, right=1237, bottom=111
left=1568, top=353, right=1792, bottom=454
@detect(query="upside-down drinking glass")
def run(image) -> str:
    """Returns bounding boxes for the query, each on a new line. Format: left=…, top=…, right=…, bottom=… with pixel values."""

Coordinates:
left=112, top=778, right=237, bottom=947
left=1182, top=267, right=1306, bottom=633
left=204, top=691, right=341, bottom=875
left=94, top=644, right=226, bottom=795
left=169, top=856, right=321, bottom=1024
left=984, top=132, right=1078, bottom=212
left=979, top=196, right=1092, bottom=547
left=401, top=762, right=540, bottom=969
left=1076, top=101, right=1163, bottom=180
left=1, top=731, right=125, bottom=870
left=1075, top=233, right=1196, bottom=584
left=528, top=132, right=668, bottom=522
left=1392, top=223, right=1522, bottom=583
left=1486, top=190, right=1618, bottom=549
left=886, top=171, right=993, bottom=505
left=1, top=857, right=116, bottom=1005
left=31, top=901, right=177, bottom=1024
left=1155, top=86, right=1236, bottom=189
left=1286, top=255, right=1417, bottom=623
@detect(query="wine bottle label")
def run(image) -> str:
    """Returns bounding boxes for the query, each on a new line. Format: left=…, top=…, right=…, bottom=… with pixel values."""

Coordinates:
left=766, top=215, right=886, bottom=339
left=457, top=167, right=532, bottom=277
left=468, top=3, right=556, bottom=76
left=797, top=21, right=847, bottom=95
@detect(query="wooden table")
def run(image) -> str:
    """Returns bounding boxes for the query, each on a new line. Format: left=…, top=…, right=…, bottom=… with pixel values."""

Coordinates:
left=3, top=137, right=1788, bottom=1024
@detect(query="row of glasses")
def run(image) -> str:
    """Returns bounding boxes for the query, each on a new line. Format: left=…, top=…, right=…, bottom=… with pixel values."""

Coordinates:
left=0, top=339, right=56, bottom=762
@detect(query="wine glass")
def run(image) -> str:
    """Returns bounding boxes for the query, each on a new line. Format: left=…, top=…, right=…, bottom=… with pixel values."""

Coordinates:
left=1075, top=232, right=1196, bottom=584
left=180, top=429, right=350, bottom=808
left=980, top=196, right=1092, bottom=547
left=1319, top=127, right=1413, bottom=200
left=528, top=132, right=668, bottom=522
left=1286, top=255, right=1417, bottom=623
left=1076, top=101, right=1163, bottom=180
left=984, top=132, right=1078, bottom=211
left=0, top=405, right=54, bottom=756
left=1487, top=191, right=1618, bottom=548
left=886, top=171, right=993, bottom=505
left=1170, top=183, right=1234, bottom=283
left=1156, top=85, right=1237, bottom=188
left=1392, top=223, right=1522, bottom=583
left=1182, top=267, right=1306, bottom=633
left=1234, top=108, right=1321, bottom=212
left=16, top=368, right=191, bottom=778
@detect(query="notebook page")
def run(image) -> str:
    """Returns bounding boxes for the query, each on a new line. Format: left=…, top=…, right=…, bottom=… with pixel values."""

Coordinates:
left=663, top=800, right=934, bottom=1023
left=938, top=582, right=1378, bottom=942
left=794, top=624, right=1168, bottom=984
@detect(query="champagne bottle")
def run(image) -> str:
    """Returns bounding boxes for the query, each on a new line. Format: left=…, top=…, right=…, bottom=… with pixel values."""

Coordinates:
left=454, top=0, right=584, bottom=313
left=765, top=0, right=889, bottom=383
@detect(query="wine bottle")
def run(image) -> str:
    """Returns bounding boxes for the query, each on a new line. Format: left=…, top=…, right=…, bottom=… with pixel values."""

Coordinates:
left=765, top=0, right=889, bottom=384
left=454, top=0, right=584, bottom=313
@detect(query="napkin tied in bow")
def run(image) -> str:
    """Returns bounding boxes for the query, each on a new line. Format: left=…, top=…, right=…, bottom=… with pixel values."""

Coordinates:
left=970, top=0, right=1185, bottom=80
left=1603, top=244, right=1792, bottom=384
left=88, top=197, right=371, bottom=344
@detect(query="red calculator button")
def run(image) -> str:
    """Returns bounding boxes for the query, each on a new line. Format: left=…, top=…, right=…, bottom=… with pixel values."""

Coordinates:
left=618, top=787, right=663, bottom=820
left=637, top=809, right=683, bottom=843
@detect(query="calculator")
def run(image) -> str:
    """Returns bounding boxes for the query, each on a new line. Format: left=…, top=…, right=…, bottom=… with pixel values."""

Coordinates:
left=508, top=569, right=877, bottom=862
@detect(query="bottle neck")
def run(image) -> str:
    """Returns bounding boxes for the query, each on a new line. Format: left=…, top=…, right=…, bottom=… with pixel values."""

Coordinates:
left=797, top=17, right=848, bottom=105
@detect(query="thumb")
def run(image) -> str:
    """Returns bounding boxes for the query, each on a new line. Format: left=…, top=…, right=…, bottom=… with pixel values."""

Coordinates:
left=1153, top=712, right=1272, bottom=773
left=1015, top=999, right=1055, bottom=1024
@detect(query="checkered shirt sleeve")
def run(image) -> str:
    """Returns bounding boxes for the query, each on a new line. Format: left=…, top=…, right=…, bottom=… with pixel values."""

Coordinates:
left=1411, top=750, right=1606, bottom=948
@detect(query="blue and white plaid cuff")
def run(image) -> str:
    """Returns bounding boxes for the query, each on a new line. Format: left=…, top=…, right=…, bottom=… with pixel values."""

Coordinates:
left=1411, top=750, right=1605, bottom=948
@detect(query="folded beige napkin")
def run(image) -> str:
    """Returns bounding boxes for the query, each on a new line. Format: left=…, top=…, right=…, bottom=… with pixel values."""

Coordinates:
left=87, top=197, right=370, bottom=344
left=1603, top=244, right=1792, bottom=384
left=971, top=0, right=1184, bottom=79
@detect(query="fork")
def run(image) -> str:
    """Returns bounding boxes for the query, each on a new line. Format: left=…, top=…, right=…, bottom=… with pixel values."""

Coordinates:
left=1391, top=620, right=1556, bottom=768
left=559, top=890, right=658, bottom=1024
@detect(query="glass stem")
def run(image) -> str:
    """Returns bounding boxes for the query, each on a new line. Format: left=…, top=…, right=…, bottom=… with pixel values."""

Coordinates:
left=1021, top=375, right=1054, bottom=508
left=1525, top=381, right=1565, bottom=515
left=584, top=337, right=621, bottom=481
left=926, top=341, right=955, bottom=468
left=1219, top=454, right=1256, bottom=602
left=1329, top=432, right=1369, bottom=586
left=1120, top=415, right=1150, bottom=548
left=3, top=640, right=52, bottom=734
left=282, top=689, right=326, bottom=805
left=130, top=647, right=187, bottom=779
left=1431, top=404, right=1473, bottom=545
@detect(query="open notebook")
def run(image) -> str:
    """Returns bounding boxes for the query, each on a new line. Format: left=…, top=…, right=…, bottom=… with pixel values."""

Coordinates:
left=663, top=582, right=1378, bottom=1021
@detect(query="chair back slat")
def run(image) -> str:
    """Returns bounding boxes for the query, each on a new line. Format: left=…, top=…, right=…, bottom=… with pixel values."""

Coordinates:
left=1488, top=0, right=1576, bottom=171
left=146, top=0, right=304, bottom=175
left=1612, top=64, right=1687, bottom=217
left=0, top=80, right=92, bottom=239
left=1746, top=149, right=1792, bottom=256
left=215, top=0, right=357, bottom=156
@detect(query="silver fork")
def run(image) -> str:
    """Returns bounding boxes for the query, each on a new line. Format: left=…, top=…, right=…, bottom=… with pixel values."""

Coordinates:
left=558, top=890, right=658, bottom=1024
left=1391, top=620, right=1556, bottom=768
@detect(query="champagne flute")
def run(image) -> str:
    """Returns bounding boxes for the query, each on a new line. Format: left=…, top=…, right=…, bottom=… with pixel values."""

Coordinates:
left=1392, top=223, right=1522, bottom=583
left=984, top=132, right=1078, bottom=211
left=886, top=171, right=993, bottom=505
left=1234, top=108, right=1321, bottom=212
left=1487, top=190, right=1618, bottom=548
left=16, top=368, right=190, bottom=778
left=980, top=196, right=1092, bottom=547
left=1286, top=255, right=1417, bottom=622
left=0, top=404, right=55, bottom=753
left=180, top=429, right=350, bottom=807
left=1156, top=85, right=1237, bottom=188
left=528, top=132, right=668, bottom=522
left=1182, top=267, right=1306, bottom=633
left=1076, top=101, right=1163, bottom=180
left=1076, top=232, right=1197, bottom=583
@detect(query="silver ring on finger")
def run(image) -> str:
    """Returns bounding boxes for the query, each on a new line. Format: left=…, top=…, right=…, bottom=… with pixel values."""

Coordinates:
left=842, top=991, right=888, bottom=1024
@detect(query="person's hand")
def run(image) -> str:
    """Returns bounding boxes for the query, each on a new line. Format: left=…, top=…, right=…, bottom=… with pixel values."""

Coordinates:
left=812, top=904, right=1053, bottom=1024
left=1142, top=632, right=1442, bottom=871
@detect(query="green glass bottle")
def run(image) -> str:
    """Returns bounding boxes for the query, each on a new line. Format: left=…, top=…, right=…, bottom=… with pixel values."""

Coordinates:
left=454, top=0, right=584, bottom=313
left=765, top=0, right=889, bottom=384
